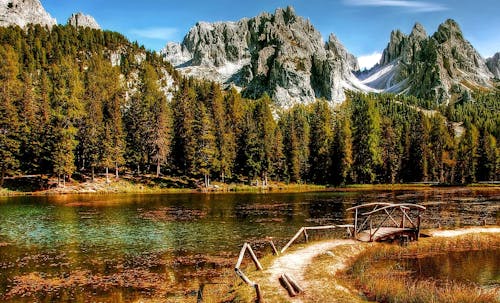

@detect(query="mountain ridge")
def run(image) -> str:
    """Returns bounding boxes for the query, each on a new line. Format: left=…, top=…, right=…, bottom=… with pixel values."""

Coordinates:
left=361, top=19, right=494, bottom=103
left=0, top=0, right=56, bottom=28
left=161, top=6, right=375, bottom=106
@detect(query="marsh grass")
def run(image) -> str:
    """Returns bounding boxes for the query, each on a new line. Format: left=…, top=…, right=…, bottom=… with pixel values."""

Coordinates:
left=345, top=234, right=500, bottom=303
left=302, top=244, right=371, bottom=303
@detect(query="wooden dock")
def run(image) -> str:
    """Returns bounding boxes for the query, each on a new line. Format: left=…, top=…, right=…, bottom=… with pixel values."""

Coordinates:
left=347, top=203, right=426, bottom=242
left=356, top=227, right=416, bottom=242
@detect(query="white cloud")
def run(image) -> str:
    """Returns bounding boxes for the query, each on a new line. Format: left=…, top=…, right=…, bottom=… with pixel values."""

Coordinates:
left=130, top=27, right=178, bottom=40
left=358, top=52, right=382, bottom=70
left=344, top=0, right=447, bottom=12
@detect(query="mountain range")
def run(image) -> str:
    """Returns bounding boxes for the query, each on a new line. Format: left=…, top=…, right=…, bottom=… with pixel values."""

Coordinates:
left=1, top=0, right=499, bottom=106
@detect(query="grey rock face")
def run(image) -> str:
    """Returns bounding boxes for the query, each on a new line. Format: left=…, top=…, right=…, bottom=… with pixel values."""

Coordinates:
left=67, top=12, right=100, bottom=30
left=0, top=0, right=56, bottom=28
left=486, top=53, right=500, bottom=79
left=162, top=6, right=370, bottom=106
left=363, top=19, right=493, bottom=103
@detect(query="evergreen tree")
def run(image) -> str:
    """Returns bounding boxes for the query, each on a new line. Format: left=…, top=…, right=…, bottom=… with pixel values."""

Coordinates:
left=0, top=45, right=21, bottom=187
left=49, top=57, right=84, bottom=185
left=308, top=100, right=333, bottom=184
left=455, top=122, right=479, bottom=184
left=331, top=106, right=353, bottom=185
left=351, top=94, right=382, bottom=183
left=171, top=79, right=197, bottom=175
left=476, top=131, right=498, bottom=181
left=195, top=104, right=218, bottom=186
left=141, top=64, right=172, bottom=177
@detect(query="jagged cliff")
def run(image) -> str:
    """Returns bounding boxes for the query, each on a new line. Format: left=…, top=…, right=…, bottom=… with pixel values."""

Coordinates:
left=0, top=0, right=56, bottom=28
left=67, top=12, right=100, bottom=30
left=162, top=7, right=373, bottom=106
left=486, top=52, right=500, bottom=79
left=361, top=19, right=493, bottom=103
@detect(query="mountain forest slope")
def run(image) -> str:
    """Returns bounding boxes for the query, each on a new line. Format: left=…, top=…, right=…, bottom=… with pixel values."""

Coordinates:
left=0, top=24, right=498, bottom=190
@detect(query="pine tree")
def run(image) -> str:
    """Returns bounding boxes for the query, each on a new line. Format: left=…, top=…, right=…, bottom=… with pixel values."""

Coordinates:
left=0, top=45, right=21, bottom=187
left=195, top=104, right=218, bottom=187
left=171, top=79, right=197, bottom=176
left=476, top=131, right=498, bottom=181
left=50, top=57, right=84, bottom=185
left=308, top=100, right=333, bottom=184
left=455, top=122, right=479, bottom=184
left=351, top=94, right=382, bottom=183
left=141, top=64, right=172, bottom=177
left=331, top=106, right=353, bottom=185
left=101, top=68, right=125, bottom=180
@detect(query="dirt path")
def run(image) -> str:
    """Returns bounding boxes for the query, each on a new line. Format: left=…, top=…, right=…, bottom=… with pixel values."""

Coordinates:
left=263, top=226, right=500, bottom=302
left=265, top=239, right=361, bottom=302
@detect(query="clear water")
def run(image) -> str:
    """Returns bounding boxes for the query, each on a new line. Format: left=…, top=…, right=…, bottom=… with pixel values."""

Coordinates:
left=407, top=249, right=500, bottom=287
left=0, top=189, right=498, bottom=302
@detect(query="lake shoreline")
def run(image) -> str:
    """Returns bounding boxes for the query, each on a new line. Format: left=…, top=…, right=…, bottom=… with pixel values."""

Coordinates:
left=1, top=176, right=499, bottom=197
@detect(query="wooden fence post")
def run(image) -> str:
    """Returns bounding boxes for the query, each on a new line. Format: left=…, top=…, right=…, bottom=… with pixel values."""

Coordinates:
left=279, top=274, right=297, bottom=297
left=254, top=283, right=264, bottom=303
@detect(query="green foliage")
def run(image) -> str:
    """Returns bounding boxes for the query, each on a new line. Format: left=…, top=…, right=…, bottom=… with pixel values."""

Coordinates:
left=0, top=25, right=497, bottom=188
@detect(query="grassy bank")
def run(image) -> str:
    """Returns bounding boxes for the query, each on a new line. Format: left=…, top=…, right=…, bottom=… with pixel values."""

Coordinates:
left=0, top=175, right=327, bottom=197
left=345, top=233, right=500, bottom=303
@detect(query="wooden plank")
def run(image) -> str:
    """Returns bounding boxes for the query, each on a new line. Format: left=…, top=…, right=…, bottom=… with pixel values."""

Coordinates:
left=304, top=225, right=338, bottom=230
left=254, top=284, right=264, bottom=303
left=281, top=227, right=305, bottom=254
left=269, top=239, right=279, bottom=256
left=235, top=268, right=254, bottom=285
left=284, top=273, right=304, bottom=293
left=235, top=243, right=248, bottom=269
left=247, top=244, right=263, bottom=271
left=362, top=205, right=409, bottom=216
left=357, top=227, right=415, bottom=242
left=346, top=202, right=394, bottom=211
left=279, top=274, right=297, bottom=297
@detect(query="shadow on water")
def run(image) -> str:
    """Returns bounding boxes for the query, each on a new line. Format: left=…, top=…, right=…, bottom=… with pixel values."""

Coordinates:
left=405, top=249, right=500, bottom=287
left=0, top=188, right=498, bottom=301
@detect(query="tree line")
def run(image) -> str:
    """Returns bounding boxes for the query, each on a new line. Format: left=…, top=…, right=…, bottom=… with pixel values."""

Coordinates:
left=0, top=25, right=498, bottom=187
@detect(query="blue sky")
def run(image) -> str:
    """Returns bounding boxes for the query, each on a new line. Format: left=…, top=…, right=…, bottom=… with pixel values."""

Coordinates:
left=42, top=0, right=499, bottom=69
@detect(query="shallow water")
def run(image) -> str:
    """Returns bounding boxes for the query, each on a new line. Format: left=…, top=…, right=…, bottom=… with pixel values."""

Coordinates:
left=407, top=249, right=500, bottom=286
left=0, top=189, right=498, bottom=301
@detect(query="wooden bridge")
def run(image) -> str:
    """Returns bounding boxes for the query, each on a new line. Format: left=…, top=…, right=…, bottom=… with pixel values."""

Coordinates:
left=346, top=203, right=426, bottom=242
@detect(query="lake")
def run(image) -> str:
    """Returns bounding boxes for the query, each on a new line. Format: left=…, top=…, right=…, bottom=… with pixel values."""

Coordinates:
left=0, top=188, right=498, bottom=302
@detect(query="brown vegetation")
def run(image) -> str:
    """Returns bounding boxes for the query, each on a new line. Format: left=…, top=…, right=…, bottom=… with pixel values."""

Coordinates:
left=345, top=234, right=500, bottom=303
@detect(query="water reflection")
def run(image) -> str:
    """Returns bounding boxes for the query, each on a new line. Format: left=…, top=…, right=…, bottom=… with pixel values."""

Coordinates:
left=0, top=189, right=498, bottom=301
left=408, top=250, right=500, bottom=286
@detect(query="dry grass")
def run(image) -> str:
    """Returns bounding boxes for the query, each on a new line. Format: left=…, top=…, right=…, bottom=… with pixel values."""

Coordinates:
left=302, top=244, right=371, bottom=303
left=345, top=233, right=500, bottom=303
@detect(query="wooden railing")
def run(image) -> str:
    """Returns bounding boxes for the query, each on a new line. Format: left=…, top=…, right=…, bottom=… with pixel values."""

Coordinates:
left=346, top=203, right=426, bottom=242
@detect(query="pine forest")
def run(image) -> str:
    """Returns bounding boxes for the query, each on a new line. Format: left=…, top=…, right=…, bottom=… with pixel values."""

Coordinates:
left=0, top=25, right=499, bottom=189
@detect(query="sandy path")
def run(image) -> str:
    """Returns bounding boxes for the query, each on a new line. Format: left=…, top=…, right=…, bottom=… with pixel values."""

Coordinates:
left=266, top=239, right=360, bottom=302
left=428, top=226, right=500, bottom=237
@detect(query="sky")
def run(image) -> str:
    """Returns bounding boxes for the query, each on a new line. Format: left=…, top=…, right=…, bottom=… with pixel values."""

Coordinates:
left=42, top=0, right=500, bottom=70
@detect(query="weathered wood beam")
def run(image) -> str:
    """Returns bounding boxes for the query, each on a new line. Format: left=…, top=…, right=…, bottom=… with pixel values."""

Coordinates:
left=235, top=243, right=248, bottom=269
left=279, top=274, right=297, bottom=297
left=247, top=244, right=263, bottom=271
left=284, top=273, right=304, bottom=294
left=281, top=227, right=305, bottom=253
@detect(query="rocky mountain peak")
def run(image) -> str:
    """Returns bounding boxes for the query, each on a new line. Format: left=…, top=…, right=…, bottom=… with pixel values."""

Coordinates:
left=326, top=33, right=359, bottom=71
left=362, top=18, right=493, bottom=103
left=433, top=18, right=463, bottom=43
left=380, top=30, right=405, bottom=65
left=67, top=12, right=100, bottom=30
left=162, top=6, right=372, bottom=106
left=0, top=0, right=56, bottom=28
left=486, top=52, right=500, bottom=78
left=410, top=22, right=427, bottom=39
